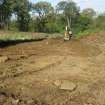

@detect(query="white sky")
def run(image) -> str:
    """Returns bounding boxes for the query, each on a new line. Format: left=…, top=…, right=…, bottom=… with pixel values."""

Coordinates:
left=30, top=0, right=105, bottom=13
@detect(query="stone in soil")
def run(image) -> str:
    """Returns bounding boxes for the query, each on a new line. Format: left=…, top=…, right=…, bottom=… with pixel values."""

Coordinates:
left=60, top=80, right=77, bottom=91
left=54, top=80, right=77, bottom=91
left=54, top=80, right=62, bottom=87
left=0, top=56, right=9, bottom=63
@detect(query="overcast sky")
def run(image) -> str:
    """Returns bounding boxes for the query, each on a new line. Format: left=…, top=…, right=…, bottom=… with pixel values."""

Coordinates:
left=30, top=0, right=105, bottom=13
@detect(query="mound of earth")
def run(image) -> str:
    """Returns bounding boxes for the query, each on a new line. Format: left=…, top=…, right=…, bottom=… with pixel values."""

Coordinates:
left=0, top=38, right=101, bottom=58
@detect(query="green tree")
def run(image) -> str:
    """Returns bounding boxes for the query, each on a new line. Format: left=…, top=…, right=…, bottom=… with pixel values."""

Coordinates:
left=32, top=1, right=54, bottom=32
left=82, top=8, right=96, bottom=18
left=0, top=0, right=15, bottom=29
left=56, top=0, right=80, bottom=29
left=94, top=14, right=105, bottom=30
left=14, top=0, right=31, bottom=31
left=75, top=15, right=92, bottom=32
left=33, top=1, right=53, bottom=17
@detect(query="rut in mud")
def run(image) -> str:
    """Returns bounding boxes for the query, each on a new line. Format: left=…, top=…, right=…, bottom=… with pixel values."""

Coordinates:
left=0, top=32, right=105, bottom=105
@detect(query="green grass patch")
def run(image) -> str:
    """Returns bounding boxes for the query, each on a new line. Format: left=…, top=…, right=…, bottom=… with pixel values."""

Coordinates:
left=0, top=31, right=47, bottom=41
left=0, top=31, right=33, bottom=41
left=47, top=33, right=64, bottom=39
left=74, top=28, right=102, bottom=39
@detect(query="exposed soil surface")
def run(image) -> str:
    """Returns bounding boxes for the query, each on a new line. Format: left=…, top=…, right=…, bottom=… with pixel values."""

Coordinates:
left=0, top=32, right=105, bottom=105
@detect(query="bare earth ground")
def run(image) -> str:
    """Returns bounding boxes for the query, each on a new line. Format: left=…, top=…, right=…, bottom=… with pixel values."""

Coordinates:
left=0, top=32, right=105, bottom=105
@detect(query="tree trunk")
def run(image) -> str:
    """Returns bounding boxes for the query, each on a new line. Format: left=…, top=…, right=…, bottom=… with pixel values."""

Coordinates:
left=67, top=16, right=71, bottom=29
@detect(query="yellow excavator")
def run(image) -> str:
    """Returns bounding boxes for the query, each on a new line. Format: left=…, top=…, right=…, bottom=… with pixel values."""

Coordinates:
left=64, top=26, right=72, bottom=41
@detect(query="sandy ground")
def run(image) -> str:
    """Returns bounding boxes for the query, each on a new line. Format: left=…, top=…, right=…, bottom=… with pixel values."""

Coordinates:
left=0, top=32, right=105, bottom=105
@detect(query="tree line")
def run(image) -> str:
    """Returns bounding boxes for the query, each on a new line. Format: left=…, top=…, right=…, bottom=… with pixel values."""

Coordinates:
left=0, top=0, right=105, bottom=34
